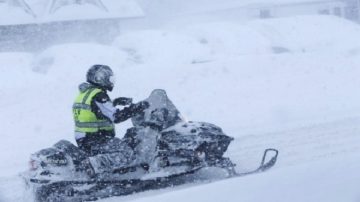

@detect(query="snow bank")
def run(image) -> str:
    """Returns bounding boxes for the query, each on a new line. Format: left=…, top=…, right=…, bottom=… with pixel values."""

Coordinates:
left=248, top=15, right=360, bottom=53
left=113, top=23, right=273, bottom=66
left=0, top=5, right=34, bottom=25
left=181, top=22, right=272, bottom=56
left=103, top=151, right=360, bottom=202
left=113, top=30, right=212, bottom=66
left=32, top=43, right=128, bottom=79
left=0, top=52, right=34, bottom=89
left=114, top=16, right=360, bottom=66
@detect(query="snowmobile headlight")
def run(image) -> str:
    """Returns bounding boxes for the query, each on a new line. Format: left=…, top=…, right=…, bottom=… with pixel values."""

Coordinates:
left=196, top=151, right=206, bottom=160
left=45, top=155, right=68, bottom=166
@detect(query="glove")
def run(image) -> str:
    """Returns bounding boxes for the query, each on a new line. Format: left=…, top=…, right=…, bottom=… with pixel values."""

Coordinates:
left=113, top=97, right=133, bottom=106
left=131, top=101, right=150, bottom=114
left=114, top=101, right=150, bottom=123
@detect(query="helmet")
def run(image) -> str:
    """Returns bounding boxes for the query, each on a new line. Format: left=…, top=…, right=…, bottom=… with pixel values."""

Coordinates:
left=86, top=64, right=115, bottom=91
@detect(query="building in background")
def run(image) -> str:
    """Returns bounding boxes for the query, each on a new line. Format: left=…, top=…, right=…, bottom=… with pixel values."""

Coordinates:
left=0, top=0, right=144, bottom=51
left=245, top=0, right=360, bottom=22
left=1, top=0, right=360, bottom=51
left=246, top=0, right=347, bottom=19
left=344, top=0, right=360, bottom=21
left=136, top=0, right=359, bottom=22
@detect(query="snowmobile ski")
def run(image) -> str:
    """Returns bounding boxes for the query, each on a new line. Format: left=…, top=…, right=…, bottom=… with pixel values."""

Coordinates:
left=235, top=148, right=279, bottom=177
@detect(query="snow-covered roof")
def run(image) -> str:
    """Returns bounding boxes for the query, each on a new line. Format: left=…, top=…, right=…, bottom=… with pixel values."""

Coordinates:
left=0, top=0, right=144, bottom=26
left=138, top=0, right=345, bottom=16
left=230, top=0, right=344, bottom=8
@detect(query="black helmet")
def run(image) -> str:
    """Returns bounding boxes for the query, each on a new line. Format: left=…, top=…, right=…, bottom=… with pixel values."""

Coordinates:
left=86, top=64, right=115, bottom=91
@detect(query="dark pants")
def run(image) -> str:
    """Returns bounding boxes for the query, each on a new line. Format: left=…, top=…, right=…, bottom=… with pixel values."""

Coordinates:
left=76, top=133, right=136, bottom=174
left=76, top=130, right=115, bottom=156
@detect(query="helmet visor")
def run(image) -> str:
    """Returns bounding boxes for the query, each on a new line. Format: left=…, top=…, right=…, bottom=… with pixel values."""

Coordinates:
left=109, top=75, right=116, bottom=85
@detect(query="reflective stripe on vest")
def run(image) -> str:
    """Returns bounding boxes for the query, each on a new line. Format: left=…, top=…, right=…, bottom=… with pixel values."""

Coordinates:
left=73, top=87, right=114, bottom=133
left=73, top=103, right=91, bottom=110
left=75, top=121, right=113, bottom=128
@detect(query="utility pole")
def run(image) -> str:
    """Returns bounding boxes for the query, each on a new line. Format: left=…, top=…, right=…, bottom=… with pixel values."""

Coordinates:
left=345, top=0, right=360, bottom=22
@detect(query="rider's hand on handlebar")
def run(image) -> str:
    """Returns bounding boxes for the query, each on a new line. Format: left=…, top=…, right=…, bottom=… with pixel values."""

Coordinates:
left=132, top=101, right=150, bottom=113
left=113, top=97, right=133, bottom=106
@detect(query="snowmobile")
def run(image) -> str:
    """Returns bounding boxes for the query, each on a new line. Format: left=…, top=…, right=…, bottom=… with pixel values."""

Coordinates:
left=23, top=89, right=278, bottom=202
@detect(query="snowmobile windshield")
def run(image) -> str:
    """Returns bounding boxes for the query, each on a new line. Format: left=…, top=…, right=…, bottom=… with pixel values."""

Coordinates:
left=131, top=89, right=183, bottom=129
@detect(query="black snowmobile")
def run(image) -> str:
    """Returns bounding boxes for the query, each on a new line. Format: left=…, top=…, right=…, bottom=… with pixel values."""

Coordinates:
left=23, top=89, right=278, bottom=202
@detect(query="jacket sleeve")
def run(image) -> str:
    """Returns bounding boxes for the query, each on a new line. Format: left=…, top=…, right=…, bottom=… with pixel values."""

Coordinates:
left=93, top=92, right=137, bottom=124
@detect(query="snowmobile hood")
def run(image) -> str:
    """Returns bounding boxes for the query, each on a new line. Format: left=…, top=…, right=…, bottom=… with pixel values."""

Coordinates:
left=78, top=82, right=94, bottom=93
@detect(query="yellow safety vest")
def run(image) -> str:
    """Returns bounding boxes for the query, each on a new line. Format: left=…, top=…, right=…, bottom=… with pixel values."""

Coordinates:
left=73, top=87, right=114, bottom=133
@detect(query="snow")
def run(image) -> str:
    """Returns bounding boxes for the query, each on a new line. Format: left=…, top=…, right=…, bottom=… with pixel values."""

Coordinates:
left=1, top=9, right=360, bottom=202
left=247, top=15, right=360, bottom=53
left=113, top=30, right=213, bottom=65
left=0, top=5, right=35, bottom=25
left=103, top=152, right=360, bottom=202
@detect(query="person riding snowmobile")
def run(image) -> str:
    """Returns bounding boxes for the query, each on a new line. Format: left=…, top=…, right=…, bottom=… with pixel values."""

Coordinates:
left=73, top=64, right=149, bottom=155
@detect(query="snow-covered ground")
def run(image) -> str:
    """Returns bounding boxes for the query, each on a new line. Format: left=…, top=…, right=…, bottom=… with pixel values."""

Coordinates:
left=1, top=14, right=360, bottom=202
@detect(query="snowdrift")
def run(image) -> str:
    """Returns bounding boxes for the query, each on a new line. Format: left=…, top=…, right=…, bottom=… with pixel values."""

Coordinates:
left=248, top=15, right=360, bottom=53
